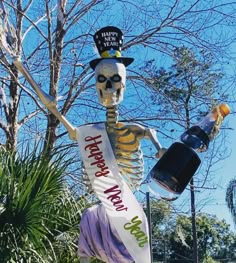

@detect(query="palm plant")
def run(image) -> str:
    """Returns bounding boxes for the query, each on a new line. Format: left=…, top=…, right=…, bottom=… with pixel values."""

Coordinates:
left=0, top=146, right=84, bottom=262
left=226, top=179, right=236, bottom=226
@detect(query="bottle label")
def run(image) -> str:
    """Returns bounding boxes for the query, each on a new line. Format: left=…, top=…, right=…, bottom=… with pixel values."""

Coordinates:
left=181, top=126, right=210, bottom=151
left=149, top=142, right=201, bottom=197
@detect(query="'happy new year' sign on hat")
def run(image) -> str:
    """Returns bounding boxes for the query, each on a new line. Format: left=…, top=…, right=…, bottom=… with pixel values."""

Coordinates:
left=89, top=26, right=134, bottom=70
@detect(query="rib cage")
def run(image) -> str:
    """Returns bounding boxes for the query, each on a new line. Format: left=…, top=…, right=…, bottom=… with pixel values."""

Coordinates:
left=112, top=123, right=144, bottom=190
left=82, top=106, right=145, bottom=192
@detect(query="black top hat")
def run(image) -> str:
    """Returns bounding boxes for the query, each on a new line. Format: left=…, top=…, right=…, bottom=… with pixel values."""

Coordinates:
left=89, top=26, right=134, bottom=70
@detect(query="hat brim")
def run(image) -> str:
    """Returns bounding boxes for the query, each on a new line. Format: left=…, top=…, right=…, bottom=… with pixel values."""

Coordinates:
left=89, top=57, right=134, bottom=70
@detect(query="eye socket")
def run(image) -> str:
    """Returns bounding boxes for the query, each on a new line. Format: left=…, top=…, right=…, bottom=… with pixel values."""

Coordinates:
left=97, top=75, right=107, bottom=83
left=111, top=74, right=121, bottom=82
left=97, top=74, right=121, bottom=83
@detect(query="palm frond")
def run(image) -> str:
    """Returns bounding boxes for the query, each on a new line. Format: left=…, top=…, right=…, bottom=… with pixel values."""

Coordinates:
left=0, top=146, right=83, bottom=262
left=225, top=178, right=236, bottom=225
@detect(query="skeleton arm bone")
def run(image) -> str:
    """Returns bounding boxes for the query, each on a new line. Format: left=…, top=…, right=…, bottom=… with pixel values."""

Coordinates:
left=13, top=59, right=77, bottom=140
left=144, top=128, right=167, bottom=158
left=122, top=123, right=166, bottom=158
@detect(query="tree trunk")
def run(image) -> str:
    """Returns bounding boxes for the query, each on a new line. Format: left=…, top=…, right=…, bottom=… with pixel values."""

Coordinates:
left=43, top=0, right=66, bottom=154
left=5, top=65, right=19, bottom=151
left=43, top=113, right=60, bottom=154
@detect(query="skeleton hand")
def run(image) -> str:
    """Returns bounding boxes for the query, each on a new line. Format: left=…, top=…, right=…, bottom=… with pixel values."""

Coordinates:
left=155, top=148, right=167, bottom=159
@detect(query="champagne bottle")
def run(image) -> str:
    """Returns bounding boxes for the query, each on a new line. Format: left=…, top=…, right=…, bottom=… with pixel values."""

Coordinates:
left=147, top=104, right=230, bottom=201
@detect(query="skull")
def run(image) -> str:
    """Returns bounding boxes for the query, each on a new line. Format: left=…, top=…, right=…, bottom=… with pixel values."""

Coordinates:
left=95, top=59, right=126, bottom=107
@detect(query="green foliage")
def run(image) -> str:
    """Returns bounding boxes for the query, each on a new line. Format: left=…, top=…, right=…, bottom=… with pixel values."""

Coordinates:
left=167, top=213, right=236, bottom=262
left=151, top=210, right=236, bottom=262
left=141, top=47, right=226, bottom=129
left=150, top=199, right=172, bottom=233
left=203, top=255, right=219, bottom=263
left=148, top=199, right=173, bottom=261
left=0, top=147, right=83, bottom=262
left=226, top=178, right=236, bottom=226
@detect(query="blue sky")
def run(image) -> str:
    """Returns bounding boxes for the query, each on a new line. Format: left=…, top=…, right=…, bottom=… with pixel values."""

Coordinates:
left=4, top=0, right=236, bottom=231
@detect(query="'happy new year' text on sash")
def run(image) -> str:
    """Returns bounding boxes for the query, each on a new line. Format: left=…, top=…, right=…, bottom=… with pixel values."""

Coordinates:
left=76, top=123, right=151, bottom=263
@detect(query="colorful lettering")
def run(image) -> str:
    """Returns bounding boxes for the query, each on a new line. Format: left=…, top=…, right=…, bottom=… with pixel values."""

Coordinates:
left=124, top=216, right=148, bottom=247
left=104, top=185, right=128, bottom=211
left=84, top=135, right=110, bottom=177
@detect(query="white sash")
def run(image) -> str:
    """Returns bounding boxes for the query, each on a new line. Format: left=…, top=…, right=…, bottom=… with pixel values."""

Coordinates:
left=76, top=123, right=151, bottom=263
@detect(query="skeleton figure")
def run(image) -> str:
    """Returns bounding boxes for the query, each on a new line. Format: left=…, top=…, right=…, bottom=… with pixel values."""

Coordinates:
left=0, top=23, right=164, bottom=262
left=81, top=58, right=162, bottom=191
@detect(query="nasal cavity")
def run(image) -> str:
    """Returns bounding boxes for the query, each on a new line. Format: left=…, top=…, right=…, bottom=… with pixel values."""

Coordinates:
left=106, top=80, right=112, bottom=89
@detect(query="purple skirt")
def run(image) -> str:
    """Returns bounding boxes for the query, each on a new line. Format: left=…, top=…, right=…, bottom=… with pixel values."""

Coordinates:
left=78, top=204, right=134, bottom=263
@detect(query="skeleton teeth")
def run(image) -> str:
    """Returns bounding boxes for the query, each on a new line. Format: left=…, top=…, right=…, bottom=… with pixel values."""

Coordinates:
left=116, top=89, right=121, bottom=99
